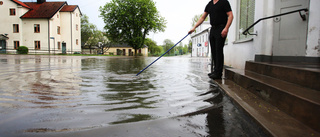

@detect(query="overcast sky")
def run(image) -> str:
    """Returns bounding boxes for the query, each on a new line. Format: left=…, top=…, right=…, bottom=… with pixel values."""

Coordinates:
left=21, top=0, right=209, bottom=45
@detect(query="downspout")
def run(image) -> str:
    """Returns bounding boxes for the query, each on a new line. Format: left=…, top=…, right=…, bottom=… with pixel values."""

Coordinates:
left=48, top=20, right=50, bottom=54
left=70, top=12, right=73, bottom=54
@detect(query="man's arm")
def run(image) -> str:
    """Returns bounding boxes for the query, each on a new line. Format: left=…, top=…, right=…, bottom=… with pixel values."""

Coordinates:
left=221, top=11, right=233, bottom=38
left=188, top=12, right=209, bottom=34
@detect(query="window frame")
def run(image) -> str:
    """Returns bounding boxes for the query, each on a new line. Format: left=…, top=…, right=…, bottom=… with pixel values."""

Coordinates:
left=14, top=41, right=20, bottom=49
left=34, top=41, right=41, bottom=50
left=58, top=42, right=61, bottom=49
left=13, top=24, right=19, bottom=33
left=34, top=24, right=40, bottom=33
left=236, top=0, right=255, bottom=41
left=10, top=8, right=16, bottom=16
left=57, top=26, right=60, bottom=34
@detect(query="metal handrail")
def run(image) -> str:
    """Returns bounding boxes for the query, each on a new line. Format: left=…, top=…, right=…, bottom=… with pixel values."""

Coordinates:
left=243, top=8, right=308, bottom=36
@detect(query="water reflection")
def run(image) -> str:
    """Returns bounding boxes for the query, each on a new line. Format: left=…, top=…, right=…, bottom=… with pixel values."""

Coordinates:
left=0, top=55, right=264, bottom=136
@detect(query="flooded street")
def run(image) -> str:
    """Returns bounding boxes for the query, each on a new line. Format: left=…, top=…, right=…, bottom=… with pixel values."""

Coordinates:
left=0, top=55, right=266, bottom=137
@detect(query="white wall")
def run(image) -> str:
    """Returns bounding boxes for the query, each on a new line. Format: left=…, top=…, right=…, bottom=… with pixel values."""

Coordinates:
left=224, top=0, right=319, bottom=69
left=0, top=0, right=28, bottom=51
left=224, top=0, right=256, bottom=69
left=60, top=7, right=82, bottom=53
left=22, top=19, right=49, bottom=51
left=191, top=21, right=210, bottom=57
left=306, top=0, right=320, bottom=56
left=49, top=11, right=63, bottom=54
left=73, top=8, right=81, bottom=52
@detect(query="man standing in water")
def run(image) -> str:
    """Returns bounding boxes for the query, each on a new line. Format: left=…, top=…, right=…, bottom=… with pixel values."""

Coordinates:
left=189, top=0, right=233, bottom=79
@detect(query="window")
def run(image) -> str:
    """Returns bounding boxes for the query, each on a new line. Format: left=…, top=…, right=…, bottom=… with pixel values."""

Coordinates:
left=58, top=42, right=61, bottom=49
left=10, top=8, right=15, bottom=16
left=76, top=24, right=78, bottom=31
left=34, top=24, right=40, bottom=33
left=35, top=41, right=40, bottom=50
left=13, top=24, right=19, bottom=33
left=14, top=41, right=19, bottom=49
left=57, top=26, right=60, bottom=34
left=76, top=39, right=79, bottom=45
left=238, top=0, right=255, bottom=40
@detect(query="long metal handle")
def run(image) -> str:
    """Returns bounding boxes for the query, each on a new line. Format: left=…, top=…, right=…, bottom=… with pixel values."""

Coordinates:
left=136, top=33, right=190, bottom=76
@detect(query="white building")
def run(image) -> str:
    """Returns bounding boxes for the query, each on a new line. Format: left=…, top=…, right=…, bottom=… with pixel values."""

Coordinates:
left=0, top=0, right=81, bottom=54
left=190, top=21, right=211, bottom=57
left=192, top=0, right=320, bottom=70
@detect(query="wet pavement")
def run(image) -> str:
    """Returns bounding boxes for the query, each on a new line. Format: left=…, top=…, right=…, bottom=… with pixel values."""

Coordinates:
left=0, top=55, right=267, bottom=137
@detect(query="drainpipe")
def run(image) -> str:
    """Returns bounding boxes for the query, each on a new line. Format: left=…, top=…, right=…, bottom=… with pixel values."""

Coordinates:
left=70, top=12, right=73, bottom=54
left=48, top=20, right=50, bottom=54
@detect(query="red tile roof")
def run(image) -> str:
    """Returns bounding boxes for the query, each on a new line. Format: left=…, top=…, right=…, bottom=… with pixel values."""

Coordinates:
left=60, top=5, right=77, bottom=12
left=21, top=2, right=66, bottom=19
left=11, top=0, right=31, bottom=9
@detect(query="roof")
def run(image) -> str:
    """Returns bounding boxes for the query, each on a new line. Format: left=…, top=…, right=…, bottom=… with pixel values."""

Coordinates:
left=0, top=34, right=9, bottom=40
left=11, top=0, right=31, bottom=9
left=60, top=5, right=77, bottom=12
left=60, top=5, right=82, bottom=15
left=21, top=2, right=66, bottom=19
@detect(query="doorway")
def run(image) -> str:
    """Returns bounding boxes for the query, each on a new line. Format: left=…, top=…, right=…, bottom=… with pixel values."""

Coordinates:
left=0, top=40, right=6, bottom=54
left=272, top=0, right=310, bottom=56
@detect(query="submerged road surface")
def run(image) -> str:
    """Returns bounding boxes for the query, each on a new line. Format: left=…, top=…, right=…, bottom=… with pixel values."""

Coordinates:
left=0, top=55, right=266, bottom=137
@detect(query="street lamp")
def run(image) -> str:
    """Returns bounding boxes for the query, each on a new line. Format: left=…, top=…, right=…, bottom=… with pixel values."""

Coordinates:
left=50, top=37, right=55, bottom=55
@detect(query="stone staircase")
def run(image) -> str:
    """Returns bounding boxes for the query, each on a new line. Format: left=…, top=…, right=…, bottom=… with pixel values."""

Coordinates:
left=214, top=61, right=320, bottom=136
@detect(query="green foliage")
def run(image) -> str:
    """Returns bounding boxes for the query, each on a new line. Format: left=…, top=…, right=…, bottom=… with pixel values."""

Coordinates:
left=162, top=39, right=174, bottom=55
left=81, top=14, right=110, bottom=54
left=81, top=14, right=98, bottom=46
left=144, top=38, right=162, bottom=56
left=191, top=14, right=209, bottom=28
left=17, top=46, right=28, bottom=54
left=99, top=0, right=166, bottom=55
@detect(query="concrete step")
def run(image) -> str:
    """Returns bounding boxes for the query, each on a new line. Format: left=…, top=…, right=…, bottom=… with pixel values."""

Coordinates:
left=214, top=79, right=320, bottom=137
left=245, top=61, right=320, bottom=91
left=224, top=67, right=320, bottom=133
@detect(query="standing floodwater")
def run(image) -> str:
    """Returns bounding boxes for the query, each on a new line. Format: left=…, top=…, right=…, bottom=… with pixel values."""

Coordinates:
left=0, top=55, right=266, bottom=137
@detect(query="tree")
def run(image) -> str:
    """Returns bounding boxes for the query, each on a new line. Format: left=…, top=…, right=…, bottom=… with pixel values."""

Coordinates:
left=81, top=14, right=100, bottom=54
left=191, top=14, right=209, bottom=32
left=99, top=0, right=166, bottom=55
left=81, top=14, right=97, bottom=46
left=82, top=15, right=111, bottom=54
left=162, top=39, right=175, bottom=56
left=144, top=38, right=161, bottom=55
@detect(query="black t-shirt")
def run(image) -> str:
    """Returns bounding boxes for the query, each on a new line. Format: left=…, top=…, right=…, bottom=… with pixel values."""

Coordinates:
left=205, top=0, right=232, bottom=26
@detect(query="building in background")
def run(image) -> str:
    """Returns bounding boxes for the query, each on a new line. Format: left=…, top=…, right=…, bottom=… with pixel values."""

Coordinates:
left=105, top=43, right=148, bottom=56
left=0, top=0, right=81, bottom=54
left=190, top=21, right=211, bottom=57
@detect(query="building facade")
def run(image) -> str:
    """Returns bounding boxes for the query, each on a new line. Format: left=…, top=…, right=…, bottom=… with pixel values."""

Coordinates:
left=190, top=21, right=211, bottom=57
left=191, top=0, right=320, bottom=70
left=0, top=0, right=81, bottom=54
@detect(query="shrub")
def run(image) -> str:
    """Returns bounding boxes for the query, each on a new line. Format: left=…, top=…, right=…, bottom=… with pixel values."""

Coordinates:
left=17, top=46, right=28, bottom=54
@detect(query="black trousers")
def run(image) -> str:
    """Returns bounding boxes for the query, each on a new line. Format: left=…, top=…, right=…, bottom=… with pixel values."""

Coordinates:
left=209, top=25, right=226, bottom=76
